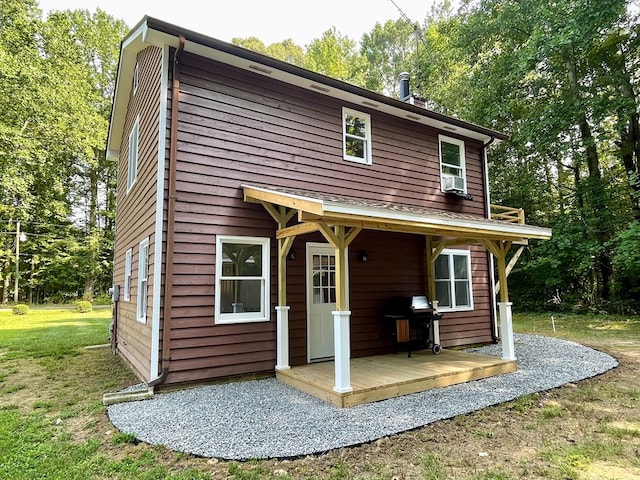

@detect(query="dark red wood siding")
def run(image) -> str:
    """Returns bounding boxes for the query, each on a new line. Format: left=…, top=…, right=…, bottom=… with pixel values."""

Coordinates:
left=160, top=51, right=494, bottom=384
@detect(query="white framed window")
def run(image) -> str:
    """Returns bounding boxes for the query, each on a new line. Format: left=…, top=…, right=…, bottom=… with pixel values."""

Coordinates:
left=124, top=248, right=132, bottom=301
left=127, top=116, right=139, bottom=191
left=434, top=249, right=473, bottom=312
left=439, top=134, right=466, bottom=193
left=137, top=238, right=149, bottom=323
left=133, top=62, right=139, bottom=95
left=342, top=107, right=372, bottom=165
left=215, top=236, right=270, bottom=324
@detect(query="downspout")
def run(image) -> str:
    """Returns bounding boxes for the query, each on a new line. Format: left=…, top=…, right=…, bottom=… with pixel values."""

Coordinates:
left=149, top=36, right=185, bottom=387
left=482, top=136, right=499, bottom=342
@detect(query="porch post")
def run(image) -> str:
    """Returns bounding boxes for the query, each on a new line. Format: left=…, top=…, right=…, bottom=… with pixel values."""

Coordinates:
left=275, top=234, right=294, bottom=370
left=318, top=224, right=361, bottom=394
left=332, top=309, right=352, bottom=393
left=257, top=202, right=295, bottom=372
left=498, top=302, right=515, bottom=360
left=431, top=300, right=440, bottom=346
left=275, top=306, right=290, bottom=370
left=426, top=237, right=444, bottom=348
left=486, top=240, right=516, bottom=361
left=333, top=226, right=352, bottom=393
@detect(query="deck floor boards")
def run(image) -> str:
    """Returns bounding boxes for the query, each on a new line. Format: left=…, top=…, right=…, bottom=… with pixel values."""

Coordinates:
left=276, top=349, right=516, bottom=407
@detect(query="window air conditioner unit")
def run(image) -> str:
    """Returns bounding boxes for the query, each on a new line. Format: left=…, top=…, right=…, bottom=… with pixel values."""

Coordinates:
left=442, top=175, right=465, bottom=192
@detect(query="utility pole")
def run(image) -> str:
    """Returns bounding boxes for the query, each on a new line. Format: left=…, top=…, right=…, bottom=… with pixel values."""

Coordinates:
left=14, top=221, right=20, bottom=304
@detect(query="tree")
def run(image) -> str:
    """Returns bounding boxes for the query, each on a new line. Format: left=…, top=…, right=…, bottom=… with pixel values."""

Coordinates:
left=444, top=0, right=638, bottom=308
left=303, top=27, right=367, bottom=86
left=41, top=9, right=127, bottom=300
left=0, top=2, right=126, bottom=303
left=232, top=37, right=304, bottom=66
left=360, top=19, right=418, bottom=95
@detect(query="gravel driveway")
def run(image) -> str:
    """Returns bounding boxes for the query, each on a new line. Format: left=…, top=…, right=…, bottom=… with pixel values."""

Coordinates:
left=108, top=334, right=617, bottom=460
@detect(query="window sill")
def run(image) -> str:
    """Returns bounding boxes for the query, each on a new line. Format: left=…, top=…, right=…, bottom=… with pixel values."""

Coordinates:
left=436, top=306, right=474, bottom=313
left=343, top=156, right=372, bottom=165
left=215, top=316, right=270, bottom=325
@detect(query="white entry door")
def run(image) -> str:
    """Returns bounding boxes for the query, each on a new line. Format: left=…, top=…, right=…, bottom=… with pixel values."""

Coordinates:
left=307, top=243, right=343, bottom=362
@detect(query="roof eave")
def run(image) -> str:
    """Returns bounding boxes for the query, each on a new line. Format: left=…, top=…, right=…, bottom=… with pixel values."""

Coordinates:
left=106, top=19, right=152, bottom=159
left=107, top=16, right=508, bottom=164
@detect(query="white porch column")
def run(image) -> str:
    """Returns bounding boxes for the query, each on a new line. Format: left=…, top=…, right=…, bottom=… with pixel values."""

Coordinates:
left=498, top=302, right=515, bottom=360
left=332, top=310, right=352, bottom=393
left=431, top=300, right=440, bottom=346
left=275, top=306, right=290, bottom=370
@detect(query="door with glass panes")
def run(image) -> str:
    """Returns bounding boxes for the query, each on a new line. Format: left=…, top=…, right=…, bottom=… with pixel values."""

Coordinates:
left=306, top=243, right=344, bottom=361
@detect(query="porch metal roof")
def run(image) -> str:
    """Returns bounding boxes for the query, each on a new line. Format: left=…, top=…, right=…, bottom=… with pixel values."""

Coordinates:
left=242, top=184, right=552, bottom=243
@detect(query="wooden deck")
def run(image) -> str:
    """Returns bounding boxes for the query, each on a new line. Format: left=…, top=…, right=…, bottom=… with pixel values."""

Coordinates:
left=276, top=349, right=516, bottom=408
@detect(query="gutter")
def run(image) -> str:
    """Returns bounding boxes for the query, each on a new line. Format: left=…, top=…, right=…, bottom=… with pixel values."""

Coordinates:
left=482, top=136, right=499, bottom=342
left=149, top=35, right=185, bottom=387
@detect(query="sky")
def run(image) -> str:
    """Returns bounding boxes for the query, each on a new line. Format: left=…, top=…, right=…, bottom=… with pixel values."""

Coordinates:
left=37, top=0, right=435, bottom=46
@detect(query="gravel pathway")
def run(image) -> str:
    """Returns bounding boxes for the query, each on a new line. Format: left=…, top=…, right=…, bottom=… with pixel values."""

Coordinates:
left=107, top=334, right=617, bottom=460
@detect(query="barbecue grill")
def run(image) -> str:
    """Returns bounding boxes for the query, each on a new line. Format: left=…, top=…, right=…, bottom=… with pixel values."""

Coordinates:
left=383, top=295, right=443, bottom=357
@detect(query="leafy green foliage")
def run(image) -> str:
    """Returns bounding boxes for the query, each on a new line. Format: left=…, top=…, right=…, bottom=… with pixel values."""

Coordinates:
left=232, top=37, right=304, bottom=66
left=303, top=27, right=367, bottom=86
left=0, top=3, right=127, bottom=305
left=610, top=221, right=640, bottom=298
left=75, top=300, right=92, bottom=313
left=404, top=0, right=640, bottom=311
left=360, top=19, right=418, bottom=95
left=11, top=304, right=28, bottom=315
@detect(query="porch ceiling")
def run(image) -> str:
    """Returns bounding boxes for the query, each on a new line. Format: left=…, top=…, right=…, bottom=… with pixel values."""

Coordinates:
left=242, top=184, right=552, bottom=243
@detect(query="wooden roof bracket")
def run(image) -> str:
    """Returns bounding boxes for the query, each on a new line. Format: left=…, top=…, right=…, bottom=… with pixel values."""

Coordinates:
left=495, top=245, right=526, bottom=295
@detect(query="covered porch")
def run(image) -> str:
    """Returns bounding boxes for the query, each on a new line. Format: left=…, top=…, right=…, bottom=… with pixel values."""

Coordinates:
left=276, top=348, right=516, bottom=408
left=243, top=184, right=552, bottom=406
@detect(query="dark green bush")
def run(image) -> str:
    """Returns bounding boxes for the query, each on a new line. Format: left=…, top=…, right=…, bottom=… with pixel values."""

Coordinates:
left=93, top=294, right=112, bottom=306
left=12, top=304, right=29, bottom=315
left=75, top=301, right=93, bottom=313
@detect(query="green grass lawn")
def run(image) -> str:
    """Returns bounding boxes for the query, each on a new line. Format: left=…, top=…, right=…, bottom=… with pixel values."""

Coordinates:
left=0, top=308, right=111, bottom=360
left=1, top=308, right=639, bottom=479
left=513, top=311, right=640, bottom=351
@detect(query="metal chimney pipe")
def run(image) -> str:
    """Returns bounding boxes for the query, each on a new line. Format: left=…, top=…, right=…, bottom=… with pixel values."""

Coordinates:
left=398, top=72, right=410, bottom=101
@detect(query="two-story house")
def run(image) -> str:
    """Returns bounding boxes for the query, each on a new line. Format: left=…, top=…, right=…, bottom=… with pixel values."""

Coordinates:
left=106, top=17, right=551, bottom=406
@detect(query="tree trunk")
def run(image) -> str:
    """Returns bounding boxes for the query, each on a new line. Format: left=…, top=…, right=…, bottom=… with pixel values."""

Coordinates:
left=1, top=258, right=10, bottom=305
left=565, top=50, right=611, bottom=301
left=83, top=158, right=99, bottom=301
left=610, top=45, right=640, bottom=219
left=620, top=114, right=640, bottom=220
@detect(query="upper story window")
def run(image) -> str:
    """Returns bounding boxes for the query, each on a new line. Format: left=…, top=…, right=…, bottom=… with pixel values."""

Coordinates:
left=133, top=62, right=139, bottom=95
left=342, top=107, right=372, bottom=165
left=215, top=236, right=270, bottom=324
left=137, top=238, right=149, bottom=323
left=124, top=248, right=132, bottom=301
left=439, top=135, right=466, bottom=193
left=127, top=116, right=139, bottom=192
left=434, top=249, right=473, bottom=312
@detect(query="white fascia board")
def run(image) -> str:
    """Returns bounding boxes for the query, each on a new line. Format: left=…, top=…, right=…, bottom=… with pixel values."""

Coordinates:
left=142, top=28, right=500, bottom=145
left=106, top=22, right=149, bottom=155
left=106, top=149, right=119, bottom=161
left=324, top=201, right=552, bottom=239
